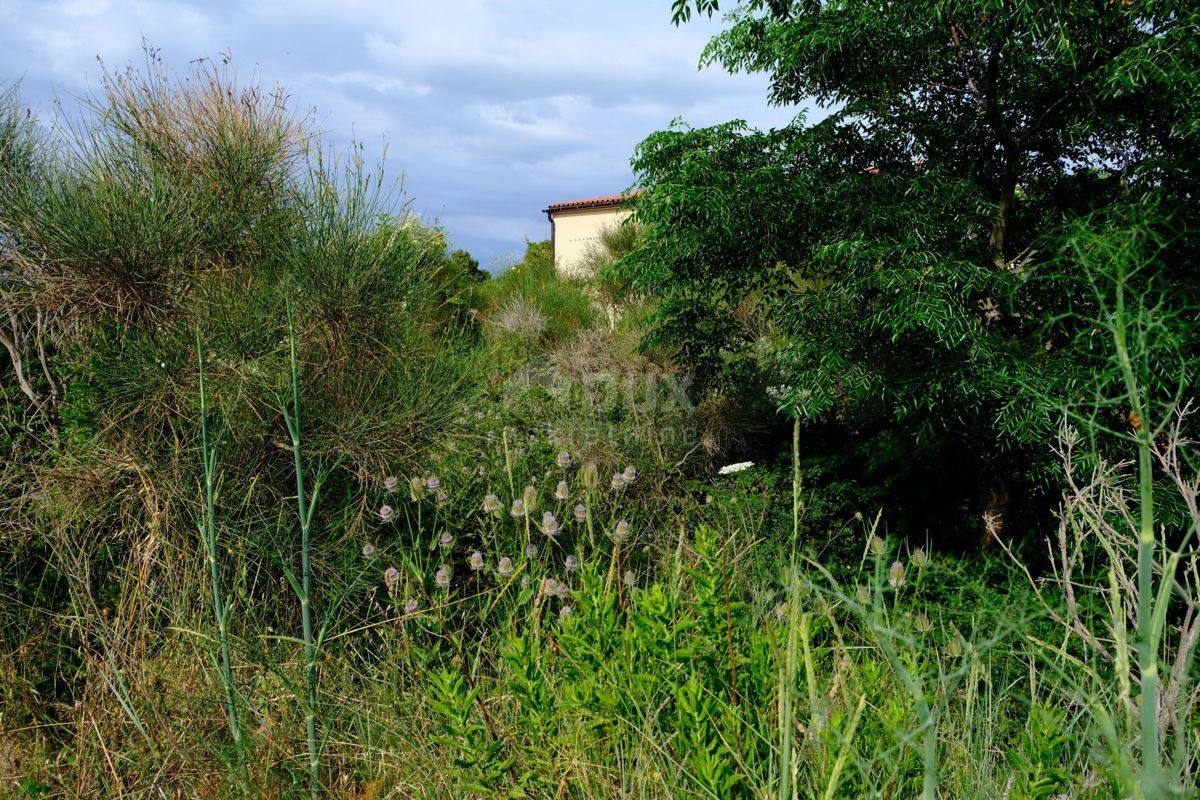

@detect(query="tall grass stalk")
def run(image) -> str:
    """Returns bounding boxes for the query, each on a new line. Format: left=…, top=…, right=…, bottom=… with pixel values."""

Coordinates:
left=791, top=416, right=801, bottom=555
left=196, top=328, right=242, bottom=751
left=285, top=304, right=321, bottom=798
left=776, top=415, right=803, bottom=800
left=778, top=573, right=799, bottom=800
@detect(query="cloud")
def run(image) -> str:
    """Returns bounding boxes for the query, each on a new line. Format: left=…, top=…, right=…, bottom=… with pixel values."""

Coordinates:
left=1, top=0, right=803, bottom=266
left=303, top=70, right=432, bottom=97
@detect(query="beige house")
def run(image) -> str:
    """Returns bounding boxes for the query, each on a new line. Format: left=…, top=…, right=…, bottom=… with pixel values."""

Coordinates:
left=543, top=193, right=635, bottom=278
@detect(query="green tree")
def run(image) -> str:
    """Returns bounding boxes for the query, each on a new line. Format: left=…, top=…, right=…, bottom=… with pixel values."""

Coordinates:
left=448, top=248, right=486, bottom=282
left=619, top=1, right=1200, bottom=543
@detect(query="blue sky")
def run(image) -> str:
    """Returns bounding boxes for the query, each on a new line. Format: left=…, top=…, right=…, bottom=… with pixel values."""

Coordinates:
left=0, top=0, right=800, bottom=267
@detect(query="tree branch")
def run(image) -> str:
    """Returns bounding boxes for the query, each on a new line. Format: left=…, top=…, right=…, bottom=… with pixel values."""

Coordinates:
left=0, top=308, right=39, bottom=406
left=948, top=23, right=985, bottom=107
left=950, top=18, right=1025, bottom=257
left=984, top=38, right=1021, bottom=256
left=35, top=308, right=58, bottom=403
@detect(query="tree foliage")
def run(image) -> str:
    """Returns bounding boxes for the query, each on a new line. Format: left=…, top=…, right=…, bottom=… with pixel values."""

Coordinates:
left=620, top=1, right=1200, bottom=541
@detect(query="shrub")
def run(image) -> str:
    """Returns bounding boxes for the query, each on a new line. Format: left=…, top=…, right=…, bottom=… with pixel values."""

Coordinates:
left=0, top=56, right=483, bottom=786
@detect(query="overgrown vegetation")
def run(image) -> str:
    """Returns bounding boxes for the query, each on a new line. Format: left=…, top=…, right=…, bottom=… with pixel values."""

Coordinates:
left=622, top=0, right=1200, bottom=548
left=2, top=5, right=1199, bottom=797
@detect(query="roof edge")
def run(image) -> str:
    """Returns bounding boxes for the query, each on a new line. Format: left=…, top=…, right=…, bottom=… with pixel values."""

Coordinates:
left=543, top=190, right=640, bottom=215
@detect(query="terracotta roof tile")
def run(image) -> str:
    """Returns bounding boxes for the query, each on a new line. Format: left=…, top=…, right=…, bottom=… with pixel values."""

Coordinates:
left=544, top=190, right=639, bottom=213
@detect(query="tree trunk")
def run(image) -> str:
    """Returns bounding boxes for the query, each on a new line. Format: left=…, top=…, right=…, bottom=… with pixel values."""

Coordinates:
left=989, top=148, right=1020, bottom=255
left=984, top=42, right=1021, bottom=258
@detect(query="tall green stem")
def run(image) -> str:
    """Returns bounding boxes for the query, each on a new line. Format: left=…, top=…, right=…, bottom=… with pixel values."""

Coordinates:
left=779, top=574, right=799, bottom=800
left=792, top=416, right=801, bottom=556
left=286, top=305, right=320, bottom=799
left=874, top=622, right=937, bottom=798
left=196, top=329, right=241, bottom=750
left=1113, top=271, right=1159, bottom=789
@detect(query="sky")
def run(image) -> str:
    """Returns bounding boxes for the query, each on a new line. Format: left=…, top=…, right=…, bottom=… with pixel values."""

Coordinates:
left=0, top=0, right=801, bottom=268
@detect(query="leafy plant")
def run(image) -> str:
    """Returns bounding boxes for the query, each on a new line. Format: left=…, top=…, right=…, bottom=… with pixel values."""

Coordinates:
left=1007, top=702, right=1071, bottom=800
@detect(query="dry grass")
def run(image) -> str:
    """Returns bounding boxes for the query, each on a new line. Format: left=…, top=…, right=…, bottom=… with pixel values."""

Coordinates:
left=487, top=295, right=548, bottom=341
left=4, top=51, right=305, bottom=336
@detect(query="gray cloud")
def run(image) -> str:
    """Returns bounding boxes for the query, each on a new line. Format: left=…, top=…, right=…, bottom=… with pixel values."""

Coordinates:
left=1, top=0, right=802, bottom=266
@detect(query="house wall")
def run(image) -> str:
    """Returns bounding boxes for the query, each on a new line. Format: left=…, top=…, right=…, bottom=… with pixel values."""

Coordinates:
left=550, top=205, right=631, bottom=278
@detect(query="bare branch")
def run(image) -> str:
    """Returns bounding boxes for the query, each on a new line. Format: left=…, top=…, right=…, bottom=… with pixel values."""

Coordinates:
left=0, top=308, right=39, bottom=406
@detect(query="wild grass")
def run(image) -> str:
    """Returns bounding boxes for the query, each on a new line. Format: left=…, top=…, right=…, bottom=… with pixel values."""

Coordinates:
left=479, top=240, right=598, bottom=347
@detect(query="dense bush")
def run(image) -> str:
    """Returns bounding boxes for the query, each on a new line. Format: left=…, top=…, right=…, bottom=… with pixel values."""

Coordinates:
left=0, top=58, right=486, bottom=784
